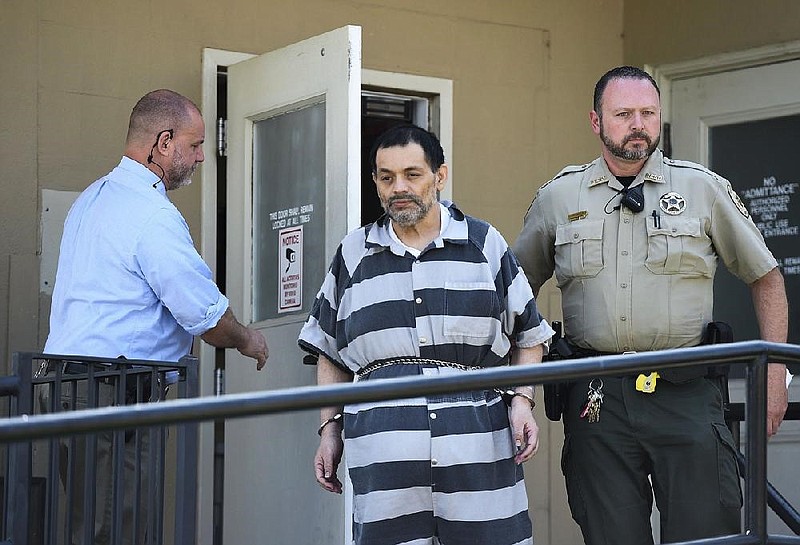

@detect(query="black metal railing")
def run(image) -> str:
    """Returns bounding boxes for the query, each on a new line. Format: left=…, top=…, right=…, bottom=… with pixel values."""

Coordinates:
left=1, top=353, right=199, bottom=545
left=1, top=341, right=799, bottom=545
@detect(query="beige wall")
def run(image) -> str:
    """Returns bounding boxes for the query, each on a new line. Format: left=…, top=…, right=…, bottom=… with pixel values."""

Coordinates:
left=624, top=0, right=800, bottom=67
left=7, top=1, right=798, bottom=543
left=1, top=3, right=620, bottom=543
left=1, top=0, right=622, bottom=366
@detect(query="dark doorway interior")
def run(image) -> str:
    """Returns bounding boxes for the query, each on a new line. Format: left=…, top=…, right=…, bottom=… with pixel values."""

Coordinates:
left=212, top=75, right=430, bottom=544
left=360, top=93, right=415, bottom=226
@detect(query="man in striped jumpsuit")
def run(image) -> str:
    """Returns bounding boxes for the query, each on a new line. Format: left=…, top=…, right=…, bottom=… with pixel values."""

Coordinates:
left=299, top=125, right=553, bottom=545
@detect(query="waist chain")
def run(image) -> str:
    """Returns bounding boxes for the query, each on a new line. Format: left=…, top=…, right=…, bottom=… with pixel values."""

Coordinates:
left=356, top=357, right=481, bottom=378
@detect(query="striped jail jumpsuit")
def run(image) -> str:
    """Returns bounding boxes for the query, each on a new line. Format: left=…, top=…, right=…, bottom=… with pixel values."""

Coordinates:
left=299, top=201, right=553, bottom=545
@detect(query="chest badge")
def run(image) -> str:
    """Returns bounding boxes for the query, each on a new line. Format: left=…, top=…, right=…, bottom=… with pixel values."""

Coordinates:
left=659, top=192, right=686, bottom=215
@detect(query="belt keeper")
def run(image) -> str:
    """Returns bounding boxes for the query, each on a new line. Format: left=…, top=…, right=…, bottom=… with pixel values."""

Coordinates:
left=318, top=413, right=343, bottom=436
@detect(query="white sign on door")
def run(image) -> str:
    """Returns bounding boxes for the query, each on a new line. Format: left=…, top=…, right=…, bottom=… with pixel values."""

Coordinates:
left=278, top=225, right=303, bottom=313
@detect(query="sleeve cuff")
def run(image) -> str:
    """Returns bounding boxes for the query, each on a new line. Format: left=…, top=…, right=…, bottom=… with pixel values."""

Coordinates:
left=185, top=294, right=230, bottom=336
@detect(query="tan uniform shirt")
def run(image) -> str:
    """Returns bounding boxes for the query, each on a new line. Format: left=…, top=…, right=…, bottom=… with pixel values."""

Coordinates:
left=513, top=149, right=778, bottom=352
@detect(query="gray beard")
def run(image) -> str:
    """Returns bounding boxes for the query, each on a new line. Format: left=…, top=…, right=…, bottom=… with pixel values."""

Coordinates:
left=601, top=129, right=660, bottom=162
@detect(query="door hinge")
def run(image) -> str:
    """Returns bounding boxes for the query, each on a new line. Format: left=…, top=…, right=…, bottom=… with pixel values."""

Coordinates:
left=217, top=117, right=227, bottom=157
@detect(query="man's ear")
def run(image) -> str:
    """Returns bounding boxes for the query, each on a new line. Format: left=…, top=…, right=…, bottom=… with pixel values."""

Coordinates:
left=156, top=130, right=173, bottom=157
left=435, top=164, right=449, bottom=189
left=590, top=110, right=601, bottom=136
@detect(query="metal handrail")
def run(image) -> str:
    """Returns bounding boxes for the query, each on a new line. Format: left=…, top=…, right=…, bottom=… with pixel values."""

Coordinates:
left=2, top=353, right=200, bottom=545
left=2, top=340, right=800, bottom=544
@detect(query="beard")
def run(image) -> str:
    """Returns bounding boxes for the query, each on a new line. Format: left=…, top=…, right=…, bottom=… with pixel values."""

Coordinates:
left=382, top=185, right=437, bottom=227
left=600, top=125, right=660, bottom=162
left=165, top=148, right=196, bottom=190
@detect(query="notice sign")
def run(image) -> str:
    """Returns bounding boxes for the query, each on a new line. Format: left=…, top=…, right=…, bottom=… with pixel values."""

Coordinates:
left=278, top=226, right=303, bottom=313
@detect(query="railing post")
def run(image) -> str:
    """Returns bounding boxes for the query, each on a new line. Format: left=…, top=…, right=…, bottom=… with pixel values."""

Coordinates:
left=744, top=352, right=769, bottom=542
left=175, top=356, right=199, bottom=545
left=6, top=352, right=32, bottom=545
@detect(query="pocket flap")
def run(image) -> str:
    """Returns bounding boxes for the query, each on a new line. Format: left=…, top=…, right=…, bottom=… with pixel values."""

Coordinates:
left=555, top=219, right=604, bottom=246
left=646, top=216, right=702, bottom=238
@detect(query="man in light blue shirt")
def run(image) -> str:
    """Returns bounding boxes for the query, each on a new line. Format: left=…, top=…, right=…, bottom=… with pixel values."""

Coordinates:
left=43, top=89, right=268, bottom=545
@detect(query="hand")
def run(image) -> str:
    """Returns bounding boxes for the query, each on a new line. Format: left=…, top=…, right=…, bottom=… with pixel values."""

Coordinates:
left=239, top=329, right=269, bottom=370
left=509, top=397, right=539, bottom=464
left=767, top=363, right=789, bottom=437
left=314, top=431, right=344, bottom=493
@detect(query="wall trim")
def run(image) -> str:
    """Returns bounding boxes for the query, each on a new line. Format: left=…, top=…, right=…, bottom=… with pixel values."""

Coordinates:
left=648, top=40, right=800, bottom=125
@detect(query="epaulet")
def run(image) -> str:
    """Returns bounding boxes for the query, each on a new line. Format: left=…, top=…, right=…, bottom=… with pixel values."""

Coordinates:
left=664, top=156, right=748, bottom=217
left=663, top=156, right=723, bottom=181
left=553, top=162, right=593, bottom=180
left=527, top=163, right=591, bottom=208
left=537, top=163, right=592, bottom=193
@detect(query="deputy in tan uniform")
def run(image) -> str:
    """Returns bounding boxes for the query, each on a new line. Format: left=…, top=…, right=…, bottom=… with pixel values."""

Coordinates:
left=513, top=66, right=789, bottom=545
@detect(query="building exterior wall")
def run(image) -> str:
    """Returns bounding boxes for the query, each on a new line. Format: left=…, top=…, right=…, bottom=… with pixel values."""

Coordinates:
left=3, top=1, right=798, bottom=543
left=624, top=0, right=800, bottom=68
left=1, top=0, right=624, bottom=365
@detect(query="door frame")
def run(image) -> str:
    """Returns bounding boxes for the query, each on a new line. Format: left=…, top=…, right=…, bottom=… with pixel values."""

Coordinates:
left=648, top=40, right=800, bottom=541
left=649, top=39, right=800, bottom=128
left=198, top=46, right=453, bottom=545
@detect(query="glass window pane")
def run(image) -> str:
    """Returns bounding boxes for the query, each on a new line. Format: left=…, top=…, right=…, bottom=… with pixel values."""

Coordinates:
left=252, top=101, right=326, bottom=322
left=710, top=113, right=800, bottom=349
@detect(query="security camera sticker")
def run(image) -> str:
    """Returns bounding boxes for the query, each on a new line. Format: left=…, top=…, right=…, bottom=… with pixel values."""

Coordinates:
left=278, top=226, right=303, bottom=313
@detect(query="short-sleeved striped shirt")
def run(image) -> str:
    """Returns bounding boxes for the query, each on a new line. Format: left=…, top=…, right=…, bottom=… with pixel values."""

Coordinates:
left=299, top=201, right=552, bottom=370
left=299, top=201, right=552, bottom=545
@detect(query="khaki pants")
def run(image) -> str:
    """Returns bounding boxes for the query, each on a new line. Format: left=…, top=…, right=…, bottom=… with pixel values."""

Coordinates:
left=38, top=376, right=159, bottom=545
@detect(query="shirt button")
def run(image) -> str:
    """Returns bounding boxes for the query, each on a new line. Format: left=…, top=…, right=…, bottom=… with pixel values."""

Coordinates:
left=620, top=283, right=628, bottom=288
left=420, top=337, right=428, bottom=344
left=623, top=346, right=631, bottom=351
left=621, top=316, right=627, bottom=321
left=415, top=297, right=423, bottom=304
left=430, top=412, right=437, bottom=420
left=621, top=251, right=629, bottom=256
left=623, top=218, right=630, bottom=224
left=432, top=459, right=439, bottom=465
left=573, top=233, right=579, bottom=239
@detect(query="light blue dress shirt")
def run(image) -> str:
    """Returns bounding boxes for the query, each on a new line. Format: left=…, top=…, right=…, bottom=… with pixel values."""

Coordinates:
left=44, top=156, right=228, bottom=363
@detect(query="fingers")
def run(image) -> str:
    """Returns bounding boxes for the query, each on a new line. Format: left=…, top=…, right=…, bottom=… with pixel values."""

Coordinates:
left=511, top=413, right=540, bottom=464
left=514, top=427, right=539, bottom=464
left=314, top=459, right=342, bottom=493
left=314, top=440, right=344, bottom=494
left=767, top=412, right=784, bottom=438
left=246, top=330, right=269, bottom=370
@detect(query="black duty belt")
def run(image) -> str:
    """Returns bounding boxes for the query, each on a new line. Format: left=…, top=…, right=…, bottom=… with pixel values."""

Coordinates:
left=563, top=345, right=722, bottom=383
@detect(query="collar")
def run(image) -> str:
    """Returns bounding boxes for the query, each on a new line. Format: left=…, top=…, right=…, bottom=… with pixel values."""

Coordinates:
left=366, top=200, right=469, bottom=256
left=588, top=148, right=666, bottom=191
left=119, top=155, right=168, bottom=196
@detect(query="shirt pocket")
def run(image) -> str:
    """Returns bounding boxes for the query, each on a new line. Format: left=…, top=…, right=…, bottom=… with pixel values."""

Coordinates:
left=644, top=216, right=714, bottom=277
left=554, top=219, right=605, bottom=281
left=442, top=281, right=499, bottom=338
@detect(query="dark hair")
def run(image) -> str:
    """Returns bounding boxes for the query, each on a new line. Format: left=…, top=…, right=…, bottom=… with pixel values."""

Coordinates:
left=593, top=66, right=660, bottom=114
left=369, top=124, right=445, bottom=174
left=126, top=89, right=199, bottom=143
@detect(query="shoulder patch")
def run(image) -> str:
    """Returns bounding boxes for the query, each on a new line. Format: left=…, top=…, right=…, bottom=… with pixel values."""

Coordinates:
left=726, top=183, right=751, bottom=218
